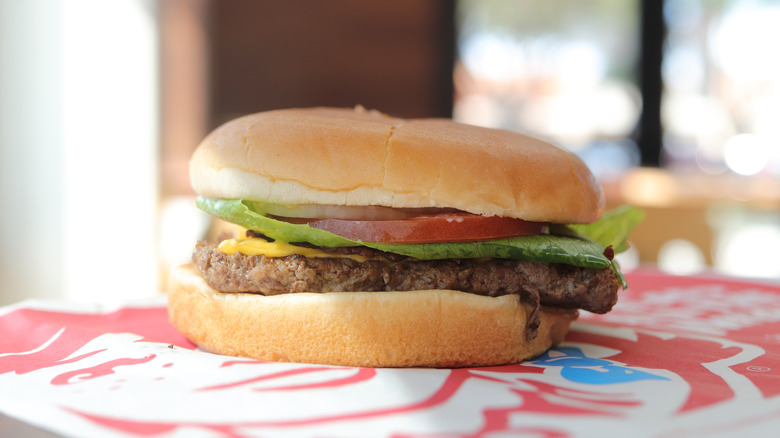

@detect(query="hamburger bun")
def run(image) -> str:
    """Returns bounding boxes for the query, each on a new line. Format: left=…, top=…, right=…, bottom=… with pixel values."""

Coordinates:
left=168, top=264, right=578, bottom=368
left=189, top=106, right=604, bottom=223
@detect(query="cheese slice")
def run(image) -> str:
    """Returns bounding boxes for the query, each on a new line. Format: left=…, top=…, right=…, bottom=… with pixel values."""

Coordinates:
left=217, top=237, right=377, bottom=263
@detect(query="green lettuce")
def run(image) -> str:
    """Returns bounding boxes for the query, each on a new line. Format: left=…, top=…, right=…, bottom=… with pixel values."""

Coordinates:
left=197, top=197, right=642, bottom=286
left=569, top=204, right=645, bottom=254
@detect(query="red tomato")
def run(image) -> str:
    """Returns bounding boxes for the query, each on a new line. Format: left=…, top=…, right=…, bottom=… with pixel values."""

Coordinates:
left=304, top=213, right=548, bottom=244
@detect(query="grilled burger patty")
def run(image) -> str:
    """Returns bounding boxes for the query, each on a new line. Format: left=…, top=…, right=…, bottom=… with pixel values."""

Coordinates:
left=193, top=241, right=620, bottom=314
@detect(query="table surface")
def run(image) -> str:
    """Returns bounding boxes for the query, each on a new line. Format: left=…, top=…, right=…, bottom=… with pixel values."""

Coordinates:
left=1, top=413, right=59, bottom=438
left=2, top=268, right=779, bottom=438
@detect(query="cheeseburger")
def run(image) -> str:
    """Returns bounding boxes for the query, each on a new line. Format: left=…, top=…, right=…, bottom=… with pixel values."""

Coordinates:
left=168, top=106, right=641, bottom=368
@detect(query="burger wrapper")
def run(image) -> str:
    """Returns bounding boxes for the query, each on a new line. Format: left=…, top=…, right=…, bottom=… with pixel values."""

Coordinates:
left=1, top=268, right=780, bottom=437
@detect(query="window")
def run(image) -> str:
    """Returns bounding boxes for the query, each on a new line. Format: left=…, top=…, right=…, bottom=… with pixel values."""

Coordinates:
left=663, top=0, right=780, bottom=177
left=454, top=0, right=642, bottom=180
left=454, top=0, right=780, bottom=278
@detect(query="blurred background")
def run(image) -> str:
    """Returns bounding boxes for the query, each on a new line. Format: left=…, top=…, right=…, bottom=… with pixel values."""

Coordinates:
left=1, top=0, right=779, bottom=306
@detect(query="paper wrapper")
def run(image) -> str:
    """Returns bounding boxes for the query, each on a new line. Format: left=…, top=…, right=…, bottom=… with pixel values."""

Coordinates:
left=1, top=268, right=780, bottom=437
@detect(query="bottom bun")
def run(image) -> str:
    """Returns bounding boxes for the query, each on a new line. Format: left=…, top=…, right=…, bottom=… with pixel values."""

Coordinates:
left=167, top=264, right=578, bottom=368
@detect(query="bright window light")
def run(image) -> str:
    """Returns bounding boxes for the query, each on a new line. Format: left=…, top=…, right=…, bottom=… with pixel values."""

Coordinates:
left=657, top=239, right=706, bottom=276
left=62, top=0, right=159, bottom=302
left=724, top=134, right=769, bottom=176
left=715, top=224, right=780, bottom=279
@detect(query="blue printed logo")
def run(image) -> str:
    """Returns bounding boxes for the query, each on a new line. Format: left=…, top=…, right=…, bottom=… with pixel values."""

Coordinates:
left=529, top=346, right=670, bottom=385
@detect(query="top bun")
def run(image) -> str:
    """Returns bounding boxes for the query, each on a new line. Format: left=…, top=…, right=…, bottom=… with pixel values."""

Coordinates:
left=190, top=106, right=604, bottom=223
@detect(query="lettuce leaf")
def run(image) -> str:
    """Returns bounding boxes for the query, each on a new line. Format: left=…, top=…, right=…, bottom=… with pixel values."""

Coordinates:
left=199, top=198, right=357, bottom=248
left=569, top=204, right=645, bottom=254
left=197, top=197, right=640, bottom=282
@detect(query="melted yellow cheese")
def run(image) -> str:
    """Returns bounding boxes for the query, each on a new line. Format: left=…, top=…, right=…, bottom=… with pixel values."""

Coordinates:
left=217, top=237, right=378, bottom=263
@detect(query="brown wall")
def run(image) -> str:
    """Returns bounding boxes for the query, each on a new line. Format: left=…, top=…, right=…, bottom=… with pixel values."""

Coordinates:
left=207, top=0, right=455, bottom=129
left=161, top=0, right=455, bottom=197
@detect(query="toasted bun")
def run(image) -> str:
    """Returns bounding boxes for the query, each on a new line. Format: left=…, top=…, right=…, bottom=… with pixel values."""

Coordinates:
left=190, top=107, right=604, bottom=223
left=167, top=264, right=577, bottom=368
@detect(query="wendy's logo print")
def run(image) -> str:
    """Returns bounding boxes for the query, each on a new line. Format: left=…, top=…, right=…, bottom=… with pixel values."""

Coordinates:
left=530, top=346, right=670, bottom=385
left=3, top=269, right=780, bottom=438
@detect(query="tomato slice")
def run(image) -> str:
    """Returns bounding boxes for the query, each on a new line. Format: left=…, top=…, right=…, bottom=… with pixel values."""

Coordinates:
left=303, top=213, right=548, bottom=244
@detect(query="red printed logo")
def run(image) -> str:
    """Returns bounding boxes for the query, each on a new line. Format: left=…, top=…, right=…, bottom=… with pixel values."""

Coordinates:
left=1, top=270, right=779, bottom=437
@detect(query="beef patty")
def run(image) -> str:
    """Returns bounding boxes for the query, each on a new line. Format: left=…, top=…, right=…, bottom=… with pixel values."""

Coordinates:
left=192, top=240, right=620, bottom=315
